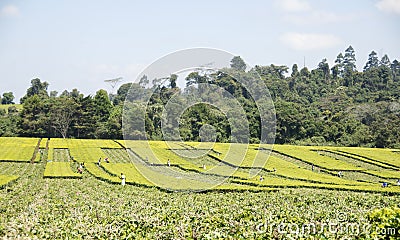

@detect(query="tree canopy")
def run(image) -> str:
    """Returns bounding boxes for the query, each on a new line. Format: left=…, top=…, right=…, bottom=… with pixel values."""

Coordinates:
left=1, top=47, right=399, bottom=148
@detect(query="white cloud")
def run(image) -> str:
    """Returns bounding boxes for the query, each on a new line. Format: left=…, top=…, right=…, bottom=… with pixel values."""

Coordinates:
left=0, top=5, right=20, bottom=17
left=280, top=32, right=342, bottom=51
left=376, top=0, right=400, bottom=14
left=276, top=0, right=311, bottom=12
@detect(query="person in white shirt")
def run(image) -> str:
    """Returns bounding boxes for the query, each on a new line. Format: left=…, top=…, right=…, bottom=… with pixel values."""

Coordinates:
left=120, top=173, right=126, bottom=186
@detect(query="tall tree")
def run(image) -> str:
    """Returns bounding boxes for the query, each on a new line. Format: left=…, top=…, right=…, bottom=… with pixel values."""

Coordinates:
left=230, top=56, right=246, bottom=72
left=50, top=97, right=78, bottom=138
left=343, top=46, right=357, bottom=86
left=391, top=59, right=400, bottom=80
left=380, top=54, right=391, bottom=68
left=18, top=95, right=48, bottom=137
left=169, top=74, right=178, bottom=89
left=363, top=51, right=379, bottom=71
left=93, top=89, right=112, bottom=122
left=334, top=53, right=345, bottom=77
left=113, top=83, right=132, bottom=105
left=20, top=78, right=49, bottom=103
left=343, top=45, right=356, bottom=72
left=138, top=75, right=149, bottom=88
left=291, top=64, right=299, bottom=77
left=317, top=58, right=330, bottom=81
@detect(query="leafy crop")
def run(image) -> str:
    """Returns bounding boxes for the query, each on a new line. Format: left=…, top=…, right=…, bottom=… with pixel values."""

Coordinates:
left=0, top=137, right=39, bottom=162
left=43, top=162, right=81, bottom=178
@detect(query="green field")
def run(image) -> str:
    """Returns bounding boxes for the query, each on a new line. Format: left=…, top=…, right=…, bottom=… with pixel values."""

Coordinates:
left=0, top=137, right=40, bottom=162
left=1, top=137, right=400, bottom=238
left=0, top=104, right=22, bottom=113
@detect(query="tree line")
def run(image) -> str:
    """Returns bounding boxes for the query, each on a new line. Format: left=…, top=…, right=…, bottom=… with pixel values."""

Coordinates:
left=0, top=45, right=399, bottom=148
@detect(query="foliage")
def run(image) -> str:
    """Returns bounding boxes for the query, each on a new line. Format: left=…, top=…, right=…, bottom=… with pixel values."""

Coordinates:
left=0, top=174, right=18, bottom=188
left=368, top=207, right=400, bottom=240
left=43, top=162, right=81, bottom=178
left=1, top=46, right=400, bottom=147
left=1, top=92, right=14, bottom=104
left=0, top=159, right=399, bottom=239
left=0, top=137, right=39, bottom=162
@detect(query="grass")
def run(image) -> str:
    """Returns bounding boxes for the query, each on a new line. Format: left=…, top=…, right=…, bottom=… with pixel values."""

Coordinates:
left=1, top=138, right=400, bottom=193
left=0, top=174, right=19, bottom=187
left=0, top=137, right=40, bottom=162
left=52, top=149, right=70, bottom=162
left=0, top=104, right=22, bottom=113
left=273, top=145, right=365, bottom=171
left=100, top=163, right=153, bottom=186
left=334, top=147, right=400, bottom=168
left=49, top=138, right=121, bottom=149
left=43, top=162, right=81, bottom=178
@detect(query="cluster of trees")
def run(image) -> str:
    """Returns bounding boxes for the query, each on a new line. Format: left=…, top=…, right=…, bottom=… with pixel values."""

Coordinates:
left=0, top=92, right=15, bottom=105
left=0, top=46, right=399, bottom=148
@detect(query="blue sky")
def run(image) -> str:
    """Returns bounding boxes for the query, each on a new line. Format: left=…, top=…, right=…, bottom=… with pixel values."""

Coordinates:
left=0, top=0, right=399, bottom=102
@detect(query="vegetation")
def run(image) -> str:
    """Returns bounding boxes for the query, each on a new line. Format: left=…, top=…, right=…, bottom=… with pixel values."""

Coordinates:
left=0, top=160, right=399, bottom=239
left=0, top=46, right=399, bottom=148
left=0, top=137, right=39, bottom=162
left=43, top=162, right=81, bottom=178
left=1, top=45, right=400, bottom=238
left=0, top=137, right=399, bottom=238
left=0, top=174, right=18, bottom=188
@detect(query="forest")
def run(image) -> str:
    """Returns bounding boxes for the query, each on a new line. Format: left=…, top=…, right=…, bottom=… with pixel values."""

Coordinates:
left=0, top=46, right=399, bottom=148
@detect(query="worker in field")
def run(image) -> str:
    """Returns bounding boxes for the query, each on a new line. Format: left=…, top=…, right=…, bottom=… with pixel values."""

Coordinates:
left=120, top=173, right=126, bottom=186
left=396, top=179, right=400, bottom=186
left=338, top=171, right=343, bottom=178
left=77, top=163, right=83, bottom=174
left=167, top=159, right=170, bottom=167
left=98, top=157, right=101, bottom=166
left=260, top=175, right=264, bottom=182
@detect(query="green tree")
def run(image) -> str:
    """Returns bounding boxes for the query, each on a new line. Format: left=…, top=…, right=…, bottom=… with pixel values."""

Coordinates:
left=169, top=74, right=178, bottom=89
left=185, top=72, right=208, bottom=87
left=334, top=53, right=345, bottom=77
left=230, top=56, right=246, bottom=72
left=138, top=75, right=149, bottom=88
left=20, top=78, right=49, bottom=103
left=363, top=51, right=379, bottom=71
left=50, top=97, right=78, bottom=138
left=343, top=46, right=357, bottom=86
left=91, top=89, right=117, bottom=138
left=317, top=58, right=330, bottom=81
left=343, top=45, right=356, bottom=71
left=105, top=105, right=123, bottom=139
left=291, top=64, right=299, bottom=77
left=18, top=95, right=48, bottom=137
left=1, top=92, right=14, bottom=104
left=391, top=59, right=400, bottom=80
left=113, top=83, right=132, bottom=105
left=380, top=54, right=391, bottom=68
left=50, top=90, right=58, bottom=98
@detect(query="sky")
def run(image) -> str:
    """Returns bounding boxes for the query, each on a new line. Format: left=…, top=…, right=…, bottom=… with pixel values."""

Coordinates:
left=0, top=0, right=399, bottom=102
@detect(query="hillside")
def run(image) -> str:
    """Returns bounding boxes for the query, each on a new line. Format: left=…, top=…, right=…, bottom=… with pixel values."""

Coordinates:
left=0, top=46, right=399, bottom=148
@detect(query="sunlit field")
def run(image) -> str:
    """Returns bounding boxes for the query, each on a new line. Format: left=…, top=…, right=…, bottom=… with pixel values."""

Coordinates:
left=0, top=137, right=399, bottom=239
